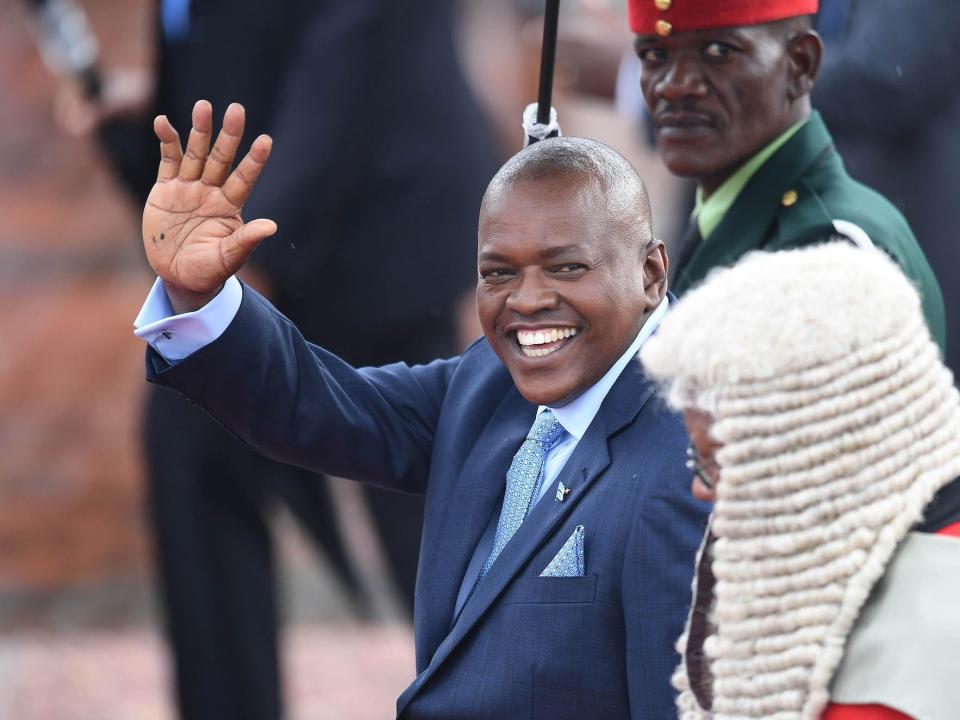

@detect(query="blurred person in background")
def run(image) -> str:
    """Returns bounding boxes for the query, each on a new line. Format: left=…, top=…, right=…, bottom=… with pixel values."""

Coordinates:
left=641, top=243, right=960, bottom=719
left=627, top=0, right=946, bottom=355
left=813, top=0, right=960, bottom=381
left=28, top=1, right=499, bottom=719
left=29, top=4, right=347, bottom=720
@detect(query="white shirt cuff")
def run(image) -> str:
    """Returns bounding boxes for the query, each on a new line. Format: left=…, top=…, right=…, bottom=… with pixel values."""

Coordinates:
left=133, top=276, right=242, bottom=362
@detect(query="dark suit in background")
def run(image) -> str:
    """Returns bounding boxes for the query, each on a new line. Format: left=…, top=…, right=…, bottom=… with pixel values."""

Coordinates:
left=814, top=0, right=960, bottom=378
left=136, top=1, right=499, bottom=720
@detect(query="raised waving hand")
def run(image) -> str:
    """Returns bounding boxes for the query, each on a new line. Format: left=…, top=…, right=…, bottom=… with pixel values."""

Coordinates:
left=142, top=100, right=277, bottom=313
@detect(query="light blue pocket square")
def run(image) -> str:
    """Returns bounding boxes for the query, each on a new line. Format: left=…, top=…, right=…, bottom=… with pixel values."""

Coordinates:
left=540, top=525, right=584, bottom=577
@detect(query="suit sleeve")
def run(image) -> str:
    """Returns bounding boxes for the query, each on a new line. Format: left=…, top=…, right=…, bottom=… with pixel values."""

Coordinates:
left=814, top=0, right=960, bottom=137
left=146, top=285, right=457, bottom=494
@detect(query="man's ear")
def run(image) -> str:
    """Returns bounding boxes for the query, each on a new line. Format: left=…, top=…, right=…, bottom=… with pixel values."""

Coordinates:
left=642, top=239, right=668, bottom=305
left=786, top=30, right=823, bottom=100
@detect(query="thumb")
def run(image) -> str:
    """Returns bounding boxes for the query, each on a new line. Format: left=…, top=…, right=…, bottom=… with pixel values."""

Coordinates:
left=222, top=218, right=278, bottom=270
left=239, top=218, right=278, bottom=247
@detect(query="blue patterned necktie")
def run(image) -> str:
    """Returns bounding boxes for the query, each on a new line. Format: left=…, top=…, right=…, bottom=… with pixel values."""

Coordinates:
left=478, top=410, right=565, bottom=579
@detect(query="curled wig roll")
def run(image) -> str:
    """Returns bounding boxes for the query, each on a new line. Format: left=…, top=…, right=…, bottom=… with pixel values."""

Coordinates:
left=641, top=244, right=960, bottom=719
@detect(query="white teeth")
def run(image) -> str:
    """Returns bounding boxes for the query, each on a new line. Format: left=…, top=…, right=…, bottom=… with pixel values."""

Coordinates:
left=516, top=327, right=578, bottom=351
left=521, top=346, right=555, bottom=358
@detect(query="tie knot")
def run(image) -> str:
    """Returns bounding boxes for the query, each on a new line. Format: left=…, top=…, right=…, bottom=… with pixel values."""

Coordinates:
left=528, top=410, right=565, bottom=449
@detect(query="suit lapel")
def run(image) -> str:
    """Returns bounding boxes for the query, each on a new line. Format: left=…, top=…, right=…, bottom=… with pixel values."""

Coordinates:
left=398, top=359, right=658, bottom=716
left=674, top=112, right=834, bottom=294
left=416, top=387, right=535, bottom=665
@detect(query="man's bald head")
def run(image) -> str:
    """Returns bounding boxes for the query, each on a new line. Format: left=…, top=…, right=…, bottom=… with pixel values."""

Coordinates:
left=481, top=137, right=656, bottom=252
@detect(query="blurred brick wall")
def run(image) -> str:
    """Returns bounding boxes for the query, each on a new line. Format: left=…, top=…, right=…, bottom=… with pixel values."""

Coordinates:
left=0, top=0, right=156, bottom=627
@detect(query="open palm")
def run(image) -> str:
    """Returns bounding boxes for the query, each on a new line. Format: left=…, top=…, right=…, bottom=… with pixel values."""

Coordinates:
left=142, top=100, right=277, bottom=311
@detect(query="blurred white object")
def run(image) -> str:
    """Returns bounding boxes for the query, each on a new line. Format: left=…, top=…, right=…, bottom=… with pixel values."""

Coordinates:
left=32, top=0, right=98, bottom=77
left=522, top=102, right=561, bottom=146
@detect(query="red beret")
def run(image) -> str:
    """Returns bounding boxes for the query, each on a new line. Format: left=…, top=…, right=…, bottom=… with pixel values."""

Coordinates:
left=628, top=0, right=819, bottom=36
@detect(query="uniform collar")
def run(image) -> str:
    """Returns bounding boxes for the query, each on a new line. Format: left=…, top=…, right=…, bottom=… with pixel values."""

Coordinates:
left=695, top=118, right=808, bottom=240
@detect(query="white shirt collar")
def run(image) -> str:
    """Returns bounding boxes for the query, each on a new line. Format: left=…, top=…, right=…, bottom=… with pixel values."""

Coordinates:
left=538, top=296, right=669, bottom=440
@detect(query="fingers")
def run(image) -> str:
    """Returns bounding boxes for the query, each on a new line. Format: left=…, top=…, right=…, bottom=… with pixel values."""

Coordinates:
left=179, top=100, right=213, bottom=181
left=201, top=103, right=246, bottom=187
left=153, top=115, right=183, bottom=182
left=221, top=134, right=273, bottom=208
left=222, top=219, right=278, bottom=270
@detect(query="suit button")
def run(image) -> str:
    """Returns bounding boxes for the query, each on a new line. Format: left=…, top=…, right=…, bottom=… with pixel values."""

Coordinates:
left=655, top=0, right=671, bottom=10
left=655, top=19, right=672, bottom=36
left=781, top=189, right=799, bottom=207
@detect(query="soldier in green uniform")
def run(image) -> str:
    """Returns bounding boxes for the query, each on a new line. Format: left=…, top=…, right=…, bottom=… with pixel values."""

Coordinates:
left=627, top=0, right=946, bottom=353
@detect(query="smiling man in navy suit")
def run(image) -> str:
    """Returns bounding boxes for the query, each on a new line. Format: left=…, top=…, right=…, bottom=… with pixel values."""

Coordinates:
left=134, top=101, right=708, bottom=719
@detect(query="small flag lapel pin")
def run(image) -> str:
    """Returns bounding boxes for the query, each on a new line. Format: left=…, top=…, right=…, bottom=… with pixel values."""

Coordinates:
left=555, top=482, right=571, bottom=502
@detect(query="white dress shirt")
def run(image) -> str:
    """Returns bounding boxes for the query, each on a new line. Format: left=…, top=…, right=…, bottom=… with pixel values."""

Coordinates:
left=134, top=276, right=243, bottom=361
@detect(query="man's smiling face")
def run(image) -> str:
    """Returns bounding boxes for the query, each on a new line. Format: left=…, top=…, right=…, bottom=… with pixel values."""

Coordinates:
left=476, top=176, right=659, bottom=407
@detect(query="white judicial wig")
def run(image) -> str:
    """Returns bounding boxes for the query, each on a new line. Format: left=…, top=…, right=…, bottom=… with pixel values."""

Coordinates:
left=640, top=243, right=960, bottom=720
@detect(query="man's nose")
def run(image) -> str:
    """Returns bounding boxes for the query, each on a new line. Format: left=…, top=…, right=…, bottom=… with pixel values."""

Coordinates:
left=653, top=56, right=708, bottom=102
left=506, top=273, right=558, bottom=315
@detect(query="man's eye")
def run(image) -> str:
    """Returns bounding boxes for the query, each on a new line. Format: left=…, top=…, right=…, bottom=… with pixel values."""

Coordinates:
left=553, top=264, right=587, bottom=275
left=637, top=47, right=667, bottom=64
left=480, top=268, right=514, bottom=281
left=703, top=42, right=734, bottom=58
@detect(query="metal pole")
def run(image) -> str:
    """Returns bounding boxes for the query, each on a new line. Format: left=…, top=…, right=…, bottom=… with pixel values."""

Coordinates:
left=535, top=0, right=561, bottom=127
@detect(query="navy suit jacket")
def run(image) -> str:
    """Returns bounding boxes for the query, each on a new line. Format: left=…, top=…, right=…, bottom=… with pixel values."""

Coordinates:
left=146, top=287, right=709, bottom=719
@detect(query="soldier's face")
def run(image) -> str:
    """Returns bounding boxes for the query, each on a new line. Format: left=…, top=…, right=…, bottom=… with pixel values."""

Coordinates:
left=636, top=24, right=800, bottom=195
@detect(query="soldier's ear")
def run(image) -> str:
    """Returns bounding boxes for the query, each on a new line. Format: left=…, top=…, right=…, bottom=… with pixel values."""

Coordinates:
left=785, top=30, right=822, bottom=100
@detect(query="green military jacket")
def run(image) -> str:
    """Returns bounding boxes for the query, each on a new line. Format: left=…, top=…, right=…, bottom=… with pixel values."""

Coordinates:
left=671, top=112, right=947, bottom=354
